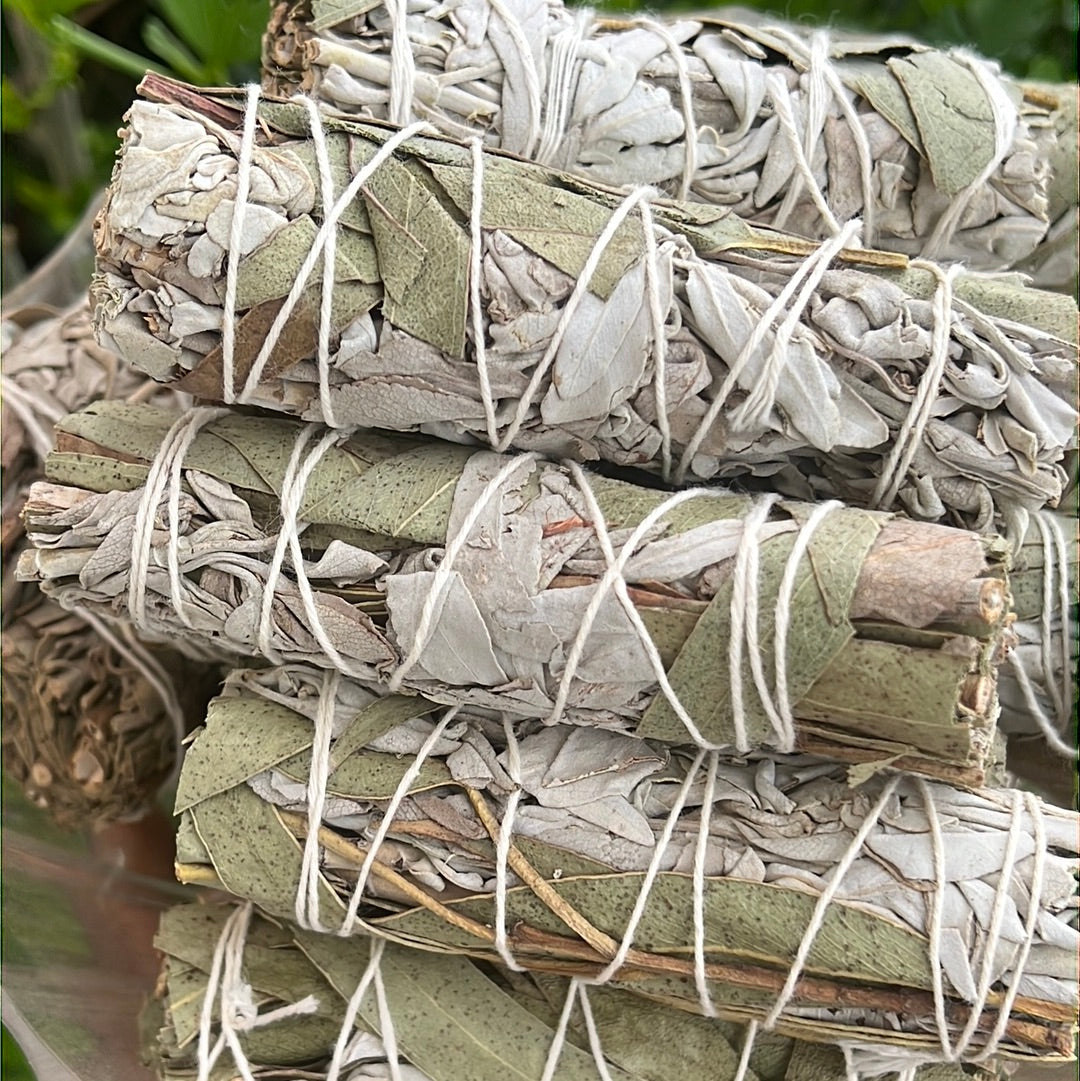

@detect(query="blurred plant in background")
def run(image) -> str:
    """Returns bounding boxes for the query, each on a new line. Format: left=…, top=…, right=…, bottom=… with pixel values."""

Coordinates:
left=1, top=0, right=268, bottom=285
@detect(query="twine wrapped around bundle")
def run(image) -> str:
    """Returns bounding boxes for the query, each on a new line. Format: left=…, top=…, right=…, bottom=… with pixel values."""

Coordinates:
left=0, top=302, right=213, bottom=826
left=20, top=402, right=1015, bottom=784
left=262, top=0, right=1078, bottom=285
left=168, top=665, right=1079, bottom=1070
left=92, top=76, right=1077, bottom=527
left=148, top=900, right=986, bottom=1081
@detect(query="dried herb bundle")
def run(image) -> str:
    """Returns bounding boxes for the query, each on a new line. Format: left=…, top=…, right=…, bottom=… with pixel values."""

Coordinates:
left=148, top=900, right=986, bottom=1081
left=0, top=302, right=212, bottom=826
left=262, top=0, right=1077, bottom=286
left=92, top=77, right=1077, bottom=523
left=21, top=402, right=1014, bottom=784
left=168, top=665, right=1079, bottom=1066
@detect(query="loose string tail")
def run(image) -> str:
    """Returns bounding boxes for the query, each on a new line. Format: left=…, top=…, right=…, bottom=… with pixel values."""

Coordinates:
left=195, top=901, right=320, bottom=1081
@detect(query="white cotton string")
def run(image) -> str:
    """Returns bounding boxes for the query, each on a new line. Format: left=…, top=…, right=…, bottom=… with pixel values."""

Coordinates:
left=469, top=138, right=499, bottom=447
left=1047, top=514, right=1074, bottom=734
left=639, top=199, right=673, bottom=481
left=387, top=452, right=540, bottom=692
left=297, top=95, right=341, bottom=429
left=540, top=980, right=581, bottom=1081
left=778, top=27, right=877, bottom=243
left=675, top=226, right=852, bottom=484
left=535, top=9, right=590, bottom=167
left=256, top=422, right=318, bottom=665
left=948, top=787, right=1026, bottom=1059
left=917, top=776, right=953, bottom=1060
left=496, top=186, right=658, bottom=455
left=731, top=1019, right=759, bottom=1081
left=971, top=790, right=1047, bottom=1062
left=729, top=217, right=862, bottom=431
left=576, top=985, right=617, bottom=1081
left=256, top=424, right=371, bottom=680
left=1035, top=512, right=1067, bottom=723
left=588, top=747, right=707, bottom=983
left=921, top=51, right=1017, bottom=261
left=728, top=495, right=783, bottom=753
left=337, top=706, right=460, bottom=935
left=870, top=261, right=961, bottom=511
left=760, top=774, right=900, bottom=1030
left=1006, top=651, right=1079, bottom=758
left=633, top=17, right=698, bottom=201
left=296, top=669, right=341, bottom=932
left=325, top=938, right=387, bottom=1081
left=221, top=83, right=262, bottom=405
left=766, top=71, right=841, bottom=236
left=385, top=0, right=417, bottom=127
left=128, top=406, right=230, bottom=633
left=487, top=0, right=545, bottom=159
left=493, top=717, right=527, bottom=971
left=692, top=750, right=720, bottom=1017
left=772, top=500, right=843, bottom=748
left=0, top=374, right=61, bottom=460
left=551, top=467, right=728, bottom=749
left=372, top=962, right=403, bottom=1081
left=773, top=33, right=832, bottom=231
left=238, top=118, right=434, bottom=408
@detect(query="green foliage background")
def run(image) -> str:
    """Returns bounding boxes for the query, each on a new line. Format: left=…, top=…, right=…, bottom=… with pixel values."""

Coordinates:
left=0, top=0, right=1075, bottom=1077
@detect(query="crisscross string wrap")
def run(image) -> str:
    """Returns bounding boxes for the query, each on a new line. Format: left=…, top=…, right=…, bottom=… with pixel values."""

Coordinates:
left=870, top=260, right=962, bottom=511
left=219, top=85, right=433, bottom=417
left=128, top=405, right=231, bottom=634
left=766, top=28, right=877, bottom=245
left=837, top=782, right=1049, bottom=1079
left=195, top=901, right=320, bottom=1081
left=674, top=218, right=863, bottom=485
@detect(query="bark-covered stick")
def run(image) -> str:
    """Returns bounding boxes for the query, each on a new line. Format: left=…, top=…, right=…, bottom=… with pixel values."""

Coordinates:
left=148, top=899, right=995, bottom=1081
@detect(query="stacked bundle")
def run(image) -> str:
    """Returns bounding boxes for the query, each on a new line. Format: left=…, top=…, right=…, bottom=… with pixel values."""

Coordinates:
left=261, top=0, right=1078, bottom=286
left=1, top=299, right=215, bottom=827
left=6, top=4, right=1077, bottom=1080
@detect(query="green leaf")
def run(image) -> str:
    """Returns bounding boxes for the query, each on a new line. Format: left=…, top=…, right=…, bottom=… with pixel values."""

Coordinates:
left=638, top=508, right=881, bottom=746
left=295, top=932, right=642, bottom=1081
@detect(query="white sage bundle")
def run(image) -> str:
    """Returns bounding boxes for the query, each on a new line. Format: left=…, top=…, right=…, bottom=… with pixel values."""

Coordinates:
left=92, top=77, right=1078, bottom=528
left=0, top=301, right=214, bottom=826
left=262, top=0, right=1078, bottom=285
left=171, top=663, right=1080, bottom=1069
left=21, top=402, right=1015, bottom=786
left=148, top=899, right=985, bottom=1081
